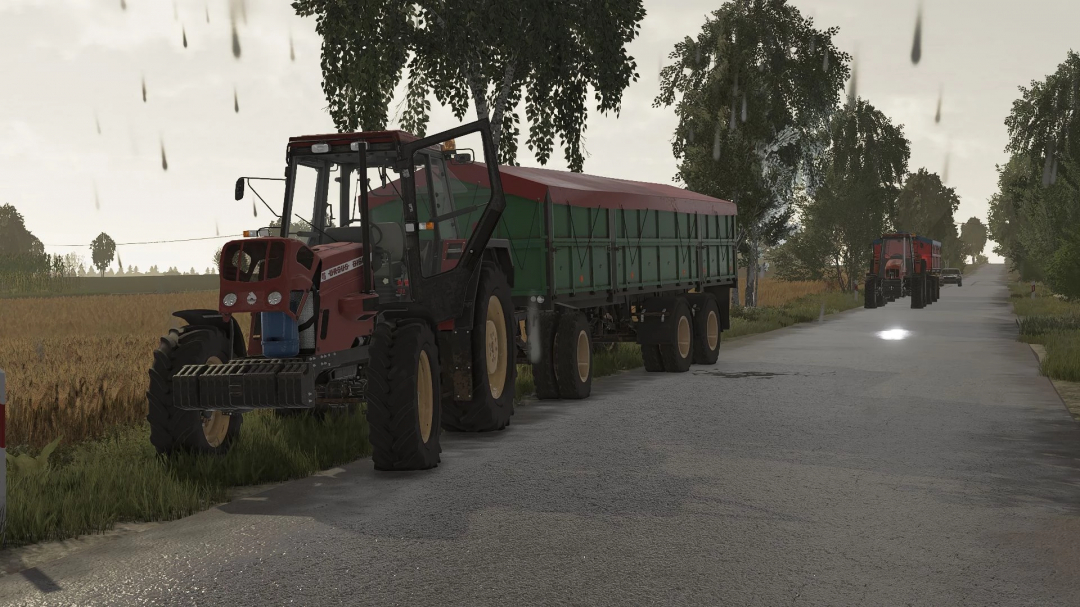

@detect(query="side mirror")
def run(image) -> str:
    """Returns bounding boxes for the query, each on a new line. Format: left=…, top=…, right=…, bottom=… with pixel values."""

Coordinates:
left=451, top=152, right=473, bottom=165
left=234, top=177, right=246, bottom=201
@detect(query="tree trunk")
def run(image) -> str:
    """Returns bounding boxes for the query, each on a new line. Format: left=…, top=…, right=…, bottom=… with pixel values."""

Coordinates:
left=488, top=59, right=517, bottom=154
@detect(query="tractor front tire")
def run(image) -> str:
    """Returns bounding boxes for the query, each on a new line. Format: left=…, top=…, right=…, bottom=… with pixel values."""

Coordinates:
left=554, top=311, right=593, bottom=399
left=147, top=324, right=243, bottom=456
left=365, top=321, right=442, bottom=471
left=659, top=298, right=694, bottom=373
left=443, top=264, right=516, bottom=432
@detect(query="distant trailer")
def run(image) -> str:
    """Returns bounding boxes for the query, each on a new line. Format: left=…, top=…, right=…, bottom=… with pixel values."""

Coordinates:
left=865, top=232, right=941, bottom=309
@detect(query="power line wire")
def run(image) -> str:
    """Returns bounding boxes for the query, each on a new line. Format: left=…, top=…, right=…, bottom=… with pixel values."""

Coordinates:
left=44, top=235, right=237, bottom=247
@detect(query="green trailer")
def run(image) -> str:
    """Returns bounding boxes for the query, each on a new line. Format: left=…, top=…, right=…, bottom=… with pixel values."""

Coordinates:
left=369, top=157, right=738, bottom=398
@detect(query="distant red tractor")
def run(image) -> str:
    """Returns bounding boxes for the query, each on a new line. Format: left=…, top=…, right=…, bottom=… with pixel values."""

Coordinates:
left=865, top=233, right=941, bottom=309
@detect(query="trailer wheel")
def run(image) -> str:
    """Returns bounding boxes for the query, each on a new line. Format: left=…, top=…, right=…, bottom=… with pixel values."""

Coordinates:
left=641, top=345, right=665, bottom=372
left=691, top=296, right=721, bottom=365
left=659, top=298, right=694, bottom=373
left=365, top=321, right=441, bottom=471
left=529, top=310, right=560, bottom=399
left=555, top=311, right=592, bottom=399
left=443, top=264, right=516, bottom=431
left=147, top=324, right=243, bottom=455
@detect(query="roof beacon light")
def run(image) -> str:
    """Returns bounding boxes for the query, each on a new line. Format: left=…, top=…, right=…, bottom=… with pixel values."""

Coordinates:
left=243, top=228, right=270, bottom=238
left=311, top=143, right=330, bottom=154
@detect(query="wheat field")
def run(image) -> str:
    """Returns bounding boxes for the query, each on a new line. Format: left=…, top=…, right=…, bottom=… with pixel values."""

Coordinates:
left=1, top=276, right=828, bottom=451
left=0, top=292, right=241, bottom=450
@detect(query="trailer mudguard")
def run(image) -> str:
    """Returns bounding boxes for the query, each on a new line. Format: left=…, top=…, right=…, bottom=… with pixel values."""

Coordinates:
left=635, top=296, right=686, bottom=346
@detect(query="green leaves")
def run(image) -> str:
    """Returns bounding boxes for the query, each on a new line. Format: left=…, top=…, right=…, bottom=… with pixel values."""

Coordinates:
left=7, top=436, right=62, bottom=477
left=295, top=0, right=645, bottom=170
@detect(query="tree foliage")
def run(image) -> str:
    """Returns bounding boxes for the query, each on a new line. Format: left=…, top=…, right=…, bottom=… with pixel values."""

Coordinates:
left=794, top=98, right=910, bottom=289
left=959, top=217, right=988, bottom=263
left=90, top=233, right=117, bottom=278
left=293, top=0, right=646, bottom=170
left=991, top=50, right=1080, bottom=288
left=654, top=0, right=850, bottom=305
left=895, top=168, right=962, bottom=266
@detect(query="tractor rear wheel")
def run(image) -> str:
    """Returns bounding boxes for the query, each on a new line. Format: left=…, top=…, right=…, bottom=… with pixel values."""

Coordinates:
left=864, top=277, right=877, bottom=309
left=690, top=295, right=721, bottom=365
left=529, top=310, right=561, bottom=399
left=659, top=298, right=694, bottom=373
left=365, top=321, right=442, bottom=471
left=911, top=276, right=925, bottom=309
left=147, top=324, right=243, bottom=455
left=554, top=311, right=592, bottom=399
left=443, top=264, right=516, bottom=432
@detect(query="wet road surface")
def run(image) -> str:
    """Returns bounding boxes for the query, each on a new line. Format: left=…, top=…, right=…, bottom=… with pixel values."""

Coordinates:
left=4, top=263, right=1080, bottom=606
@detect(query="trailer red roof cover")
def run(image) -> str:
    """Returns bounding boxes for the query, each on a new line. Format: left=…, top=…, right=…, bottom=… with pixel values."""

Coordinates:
left=448, top=163, right=737, bottom=217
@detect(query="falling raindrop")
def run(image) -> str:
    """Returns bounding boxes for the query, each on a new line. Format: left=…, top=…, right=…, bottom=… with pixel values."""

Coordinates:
left=847, top=59, right=858, bottom=106
left=822, top=51, right=829, bottom=72
left=142, top=76, right=147, bottom=102
left=95, top=113, right=101, bottom=135
left=809, top=36, right=816, bottom=54
left=234, top=88, right=240, bottom=113
left=182, top=26, right=188, bottom=48
left=206, top=5, right=210, bottom=23
left=1042, top=141, right=1056, bottom=187
left=911, top=6, right=922, bottom=65
left=741, top=92, right=747, bottom=123
left=231, top=22, right=242, bottom=59
left=94, top=182, right=101, bottom=210
left=712, top=126, right=722, bottom=161
left=942, top=150, right=950, bottom=184
left=1051, top=158, right=1059, bottom=185
left=35, top=340, right=44, bottom=361
left=695, top=44, right=701, bottom=68
left=935, top=88, right=942, bottom=123
left=117, top=252, right=123, bottom=273
left=290, top=33, right=296, bottom=62
left=215, top=221, right=220, bottom=237
left=161, top=140, right=169, bottom=171
left=729, top=99, right=737, bottom=132
left=687, top=125, right=694, bottom=144
left=120, top=0, right=126, bottom=10
left=253, top=199, right=258, bottom=217
left=173, top=0, right=179, bottom=21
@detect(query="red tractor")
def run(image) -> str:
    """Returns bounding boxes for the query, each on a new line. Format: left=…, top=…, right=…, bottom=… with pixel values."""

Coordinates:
left=146, top=120, right=513, bottom=471
left=865, top=232, right=940, bottom=309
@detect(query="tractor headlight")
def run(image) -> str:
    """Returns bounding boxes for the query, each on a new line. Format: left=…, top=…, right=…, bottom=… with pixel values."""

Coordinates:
left=267, top=291, right=283, bottom=305
left=223, top=293, right=237, bottom=307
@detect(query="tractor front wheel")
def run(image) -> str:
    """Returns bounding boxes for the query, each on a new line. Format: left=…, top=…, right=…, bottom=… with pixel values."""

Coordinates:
left=365, top=321, right=442, bottom=471
left=147, top=324, right=243, bottom=455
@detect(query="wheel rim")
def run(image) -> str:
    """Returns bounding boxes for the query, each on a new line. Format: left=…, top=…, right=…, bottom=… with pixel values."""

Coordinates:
left=677, top=315, right=691, bottom=359
left=485, top=295, right=507, bottom=398
left=202, top=356, right=229, bottom=448
left=576, top=330, right=590, bottom=383
left=417, top=350, right=433, bottom=443
left=706, top=310, right=719, bottom=351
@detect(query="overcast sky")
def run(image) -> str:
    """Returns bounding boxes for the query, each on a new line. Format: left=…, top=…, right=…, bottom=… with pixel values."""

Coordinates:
left=3, top=0, right=1077, bottom=271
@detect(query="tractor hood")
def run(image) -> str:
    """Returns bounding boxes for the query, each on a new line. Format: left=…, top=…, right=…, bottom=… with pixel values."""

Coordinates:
left=217, top=237, right=320, bottom=318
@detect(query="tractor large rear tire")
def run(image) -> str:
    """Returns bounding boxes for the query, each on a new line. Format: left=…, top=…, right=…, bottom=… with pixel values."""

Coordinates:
left=689, top=295, right=721, bottom=365
left=442, top=264, right=516, bottom=432
left=529, top=310, right=561, bottom=400
left=659, top=298, right=694, bottom=373
left=147, top=324, right=243, bottom=455
left=911, top=276, right=925, bottom=309
left=365, top=321, right=442, bottom=471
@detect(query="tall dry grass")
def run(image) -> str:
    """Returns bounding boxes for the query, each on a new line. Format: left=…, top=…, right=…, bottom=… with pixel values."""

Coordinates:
left=737, top=269, right=830, bottom=307
left=0, top=292, right=251, bottom=450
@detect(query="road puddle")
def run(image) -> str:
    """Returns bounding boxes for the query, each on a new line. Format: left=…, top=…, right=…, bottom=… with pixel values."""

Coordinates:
left=692, top=370, right=788, bottom=379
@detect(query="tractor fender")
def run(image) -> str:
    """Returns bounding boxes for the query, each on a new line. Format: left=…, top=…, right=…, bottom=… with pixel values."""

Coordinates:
left=172, top=309, right=246, bottom=358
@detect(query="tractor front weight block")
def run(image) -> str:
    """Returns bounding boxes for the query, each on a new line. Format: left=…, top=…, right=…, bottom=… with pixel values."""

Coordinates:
left=172, top=347, right=369, bottom=412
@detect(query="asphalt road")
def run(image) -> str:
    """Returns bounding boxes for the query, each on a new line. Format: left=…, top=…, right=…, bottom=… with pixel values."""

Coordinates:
left=4, top=263, right=1080, bottom=606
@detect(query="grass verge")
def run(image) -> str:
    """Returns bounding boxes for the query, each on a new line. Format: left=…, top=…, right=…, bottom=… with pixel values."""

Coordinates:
left=6, top=289, right=860, bottom=550
left=1008, top=279, right=1080, bottom=383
